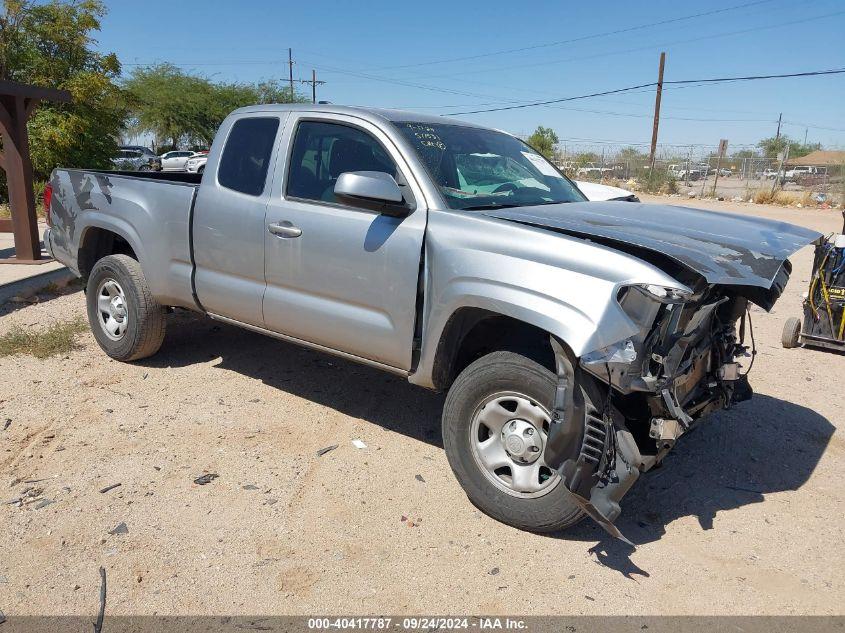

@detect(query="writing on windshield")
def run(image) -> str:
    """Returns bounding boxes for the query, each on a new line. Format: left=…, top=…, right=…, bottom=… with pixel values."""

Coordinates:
left=395, top=122, right=584, bottom=210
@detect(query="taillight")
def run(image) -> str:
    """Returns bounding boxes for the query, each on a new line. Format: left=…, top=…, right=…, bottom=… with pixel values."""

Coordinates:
left=43, top=182, right=53, bottom=226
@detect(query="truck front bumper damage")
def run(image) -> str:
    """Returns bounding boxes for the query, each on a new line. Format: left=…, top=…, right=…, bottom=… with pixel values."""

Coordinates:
left=544, top=285, right=757, bottom=545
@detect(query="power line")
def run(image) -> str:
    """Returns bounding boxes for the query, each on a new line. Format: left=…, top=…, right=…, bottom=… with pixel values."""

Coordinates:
left=446, top=83, right=660, bottom=116
left=445, top=68, right=845, bottom=116
left=303, top=62, right=529, bottom=103
left=408, top=10, right=845, bottom=79
left=118, top=9, right=841, bottom=112
left=665, top=68, right=845, bottom=86
left=292, top=9, right=844, bottom=115
left=378, top=99, right=785, bottom=124
left=782, top=120, right=845, bottom=133
left=372, top=0, right=777, bottom=70
left=554, top=135, right=761, bottom=148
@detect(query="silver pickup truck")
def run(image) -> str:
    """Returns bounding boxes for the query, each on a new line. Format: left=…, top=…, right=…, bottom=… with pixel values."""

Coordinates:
left=44, top=105, right=819, bottom=542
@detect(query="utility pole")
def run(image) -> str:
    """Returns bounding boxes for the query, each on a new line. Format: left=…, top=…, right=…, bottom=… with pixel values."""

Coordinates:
left=600, top=147, right=605, bottom=184
left=295, top=70, right=325, bottom=104
left=288, top=48, right=294, bottom=99
left=648, top=51, right=666, bottom=172
left=804, top=128, right=808, bottom=146
left=712, top=139, right=728, bottom=197
left=771, top=143, right=790, bottom=195
left=775, top=112, right=782, bottom=141
left=685, top=145, right=693, bottom=186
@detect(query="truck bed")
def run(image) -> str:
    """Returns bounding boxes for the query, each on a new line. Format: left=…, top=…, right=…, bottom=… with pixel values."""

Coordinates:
left=47, top=168, right=200, bottom=309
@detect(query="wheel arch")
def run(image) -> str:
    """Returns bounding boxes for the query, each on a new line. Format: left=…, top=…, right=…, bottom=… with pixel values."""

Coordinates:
left=422, top=301, right=588, bottom=392
left=77, top=221, right=144, bottom=281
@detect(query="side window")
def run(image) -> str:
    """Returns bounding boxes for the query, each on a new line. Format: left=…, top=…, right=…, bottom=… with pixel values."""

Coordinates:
left=286, top=120, right=398, bottom=204
left=218, top=117, right=280, bottom=196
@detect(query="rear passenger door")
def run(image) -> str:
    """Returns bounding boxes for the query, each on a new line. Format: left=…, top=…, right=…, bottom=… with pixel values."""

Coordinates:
left=262, top=113, right=427, bottom=370
left=193, top=114, right=285, bottom=327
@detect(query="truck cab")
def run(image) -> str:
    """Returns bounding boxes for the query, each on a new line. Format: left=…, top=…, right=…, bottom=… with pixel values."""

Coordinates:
left=191, top=109, right=429, bottom=370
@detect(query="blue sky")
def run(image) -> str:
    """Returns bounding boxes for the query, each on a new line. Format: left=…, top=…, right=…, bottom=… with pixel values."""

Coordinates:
left=95, top=0, right=845, bottom=153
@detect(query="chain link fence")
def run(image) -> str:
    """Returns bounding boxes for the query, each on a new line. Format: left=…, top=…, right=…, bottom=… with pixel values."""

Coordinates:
left=550, top=144, right=844, bottom=207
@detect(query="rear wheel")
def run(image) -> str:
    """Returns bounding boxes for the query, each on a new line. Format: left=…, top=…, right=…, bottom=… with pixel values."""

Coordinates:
left=782, top=316, right=802, bottom=349
left=442, top=351, right=585, bottom=533
left=86, top=254, right=166, bottom=361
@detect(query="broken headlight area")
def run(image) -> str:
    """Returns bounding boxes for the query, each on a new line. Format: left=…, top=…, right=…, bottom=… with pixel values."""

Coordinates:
left=545, top=283, right=758, bottom=544
left=587, top=282, right=754, bottom=414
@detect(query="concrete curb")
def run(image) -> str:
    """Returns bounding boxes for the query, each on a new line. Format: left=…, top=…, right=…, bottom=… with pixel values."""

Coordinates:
left=0, top=267, right=76, bottom=304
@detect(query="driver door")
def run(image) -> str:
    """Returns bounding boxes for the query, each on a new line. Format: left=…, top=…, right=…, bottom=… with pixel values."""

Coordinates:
left=262, top=113, right=427, bottom=370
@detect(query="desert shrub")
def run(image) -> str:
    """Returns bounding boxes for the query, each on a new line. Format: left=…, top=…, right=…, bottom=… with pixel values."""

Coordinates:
left=753, top=189, right=774, bottom=204
left=0, top=317, right=87, bottom=359
left=773, top=191, right=798, bottom=206
left=799, top=191, right=815, bottom=207
left=641, top=169, right=676, bottom=194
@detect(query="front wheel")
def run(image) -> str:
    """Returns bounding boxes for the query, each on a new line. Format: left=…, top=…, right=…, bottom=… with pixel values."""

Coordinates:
left=442, top=351, right=585, bottom=533
left=86, top=254, right=166, bottom=361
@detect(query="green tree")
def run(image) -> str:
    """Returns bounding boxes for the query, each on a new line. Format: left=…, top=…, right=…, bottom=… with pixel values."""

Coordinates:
left=0, top=0, right=127, bottom=179
left=617, top=146, right=645, bottom=161
left=124, top=64, right=307, bottom=149
left=574, top=151, right=600, bottom=165
left=731, top=149, right=758, bottom=159
left=527, top=126, right=559, bottom=159
left=757, top=135, right=821, bottom=159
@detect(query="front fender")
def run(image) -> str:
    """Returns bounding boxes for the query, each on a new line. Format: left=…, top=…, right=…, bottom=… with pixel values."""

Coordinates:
left=409, top=210, right=683, bottom=389
left=410, top=278, right=636, bottom=389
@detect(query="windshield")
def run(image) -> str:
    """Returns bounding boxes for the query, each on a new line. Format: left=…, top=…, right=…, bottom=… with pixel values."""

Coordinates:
left=394, top=121, right=585, bottom=210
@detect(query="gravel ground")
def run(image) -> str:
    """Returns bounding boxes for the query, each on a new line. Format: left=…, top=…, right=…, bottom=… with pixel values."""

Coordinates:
left=0, top=198, right=843, bottom=616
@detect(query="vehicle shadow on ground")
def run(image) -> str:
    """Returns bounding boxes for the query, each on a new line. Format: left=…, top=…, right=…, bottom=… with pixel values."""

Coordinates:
left=0, top=280, right=83, bottom=318
left=143, top=312, right=446, bottom=448
left=561, top=392, right=834, bottom=576
left=144, top=313, right=834, bottom=575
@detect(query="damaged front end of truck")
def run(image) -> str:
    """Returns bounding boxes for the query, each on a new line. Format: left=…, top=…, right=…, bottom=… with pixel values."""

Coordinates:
left=481, top=202, right=823, bottom=543
left=544, top=277, right=768, bottom=544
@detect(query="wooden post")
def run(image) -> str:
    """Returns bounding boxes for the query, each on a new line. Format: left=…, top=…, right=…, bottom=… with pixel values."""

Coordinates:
left=0, top=95, right=40, bottom=260
left=0, top=81, right=71, bottom=263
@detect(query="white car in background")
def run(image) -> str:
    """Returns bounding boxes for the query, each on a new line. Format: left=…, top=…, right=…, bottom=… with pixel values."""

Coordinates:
left=185, top=153, right=208, bottom=174
left=575, top=180, right=639, bottom=202
left=160, top=150, right=200, bottom=172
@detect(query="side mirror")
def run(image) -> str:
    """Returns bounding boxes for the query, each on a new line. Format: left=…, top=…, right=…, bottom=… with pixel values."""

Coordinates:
left=335, top=171, right=405, bottom=207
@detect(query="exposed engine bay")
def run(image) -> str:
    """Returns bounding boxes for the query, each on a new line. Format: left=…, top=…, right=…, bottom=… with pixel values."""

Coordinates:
left=543, top=267, right=790, bottom=544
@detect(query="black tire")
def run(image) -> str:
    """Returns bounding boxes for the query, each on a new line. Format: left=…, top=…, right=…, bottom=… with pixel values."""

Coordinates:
left=782, top=316, right=801, bottom=349
left=86, top=254, right=166, bottom=361
left=138, top=165, right=151, bottom=172
left=197, top=165, right=205, bottom=174
left=442, top=351, right=585, bottom=533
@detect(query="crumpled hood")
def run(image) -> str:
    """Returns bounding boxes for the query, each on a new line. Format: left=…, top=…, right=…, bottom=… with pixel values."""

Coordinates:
left=480, top=201, right=821, bottom=288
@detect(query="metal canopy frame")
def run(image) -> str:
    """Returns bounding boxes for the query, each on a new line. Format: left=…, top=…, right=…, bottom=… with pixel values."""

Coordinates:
left=0, top=80, right=71, bottom=262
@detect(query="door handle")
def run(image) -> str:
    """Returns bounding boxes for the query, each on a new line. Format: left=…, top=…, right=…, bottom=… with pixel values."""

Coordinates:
left=268, top=222, right=302, bottom=238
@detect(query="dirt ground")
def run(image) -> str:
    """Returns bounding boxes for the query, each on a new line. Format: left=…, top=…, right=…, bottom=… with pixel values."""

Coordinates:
left=0, top=197, right=843, bottom=617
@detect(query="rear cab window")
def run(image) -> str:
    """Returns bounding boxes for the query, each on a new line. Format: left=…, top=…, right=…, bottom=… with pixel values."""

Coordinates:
left=218, top=117, right=281, bottom=196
